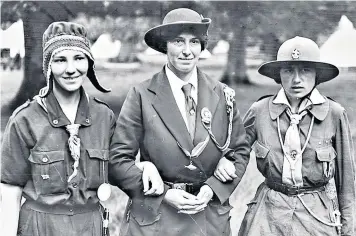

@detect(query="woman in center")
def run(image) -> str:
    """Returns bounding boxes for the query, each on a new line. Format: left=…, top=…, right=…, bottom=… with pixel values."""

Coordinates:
left=110, top=8, right=250, bottom=236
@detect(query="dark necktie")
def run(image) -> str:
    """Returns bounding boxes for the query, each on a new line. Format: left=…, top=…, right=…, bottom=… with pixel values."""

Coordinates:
left=182, top=83, right=196, bottom=140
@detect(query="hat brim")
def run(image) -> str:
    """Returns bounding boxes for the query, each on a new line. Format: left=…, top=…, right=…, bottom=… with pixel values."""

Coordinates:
left=144, top=19, right=211, bottom=54
left=258, top=60, right=339, bottom=84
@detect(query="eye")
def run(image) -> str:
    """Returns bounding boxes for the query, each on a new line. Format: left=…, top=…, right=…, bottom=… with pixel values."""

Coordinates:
left=75, top=56, right=86, bottom=61
left=281, top=68, right=293, bottom=74
left=171, top=38, right=184, bottom=45
left=301, top=67, right=313, bottom=73
left=52, top=58, right=66, bottom=63
left=191, top=39, right=200, bottom=44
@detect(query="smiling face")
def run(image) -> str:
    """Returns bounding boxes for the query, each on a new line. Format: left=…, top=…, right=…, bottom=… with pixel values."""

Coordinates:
left=51, top=50, right=89, bottom=94
left=280, top=64, right=316, bottom=101
left=166, top=33, right=202, bottom=80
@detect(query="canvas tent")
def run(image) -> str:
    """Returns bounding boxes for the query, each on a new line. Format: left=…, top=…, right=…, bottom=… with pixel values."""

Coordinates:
left=0, top=19, right=25, bottom=58
left=320, top=15, right=356, bottom=68
left=91, top=33, right=121, bottom=60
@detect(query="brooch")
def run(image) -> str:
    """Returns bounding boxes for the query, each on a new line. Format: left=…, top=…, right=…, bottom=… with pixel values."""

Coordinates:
left=201, top=107, right=212, bottom=125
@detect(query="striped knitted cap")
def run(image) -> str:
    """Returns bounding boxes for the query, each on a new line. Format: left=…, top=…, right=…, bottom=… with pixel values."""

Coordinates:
left=42, top=21, right=110, bottom=96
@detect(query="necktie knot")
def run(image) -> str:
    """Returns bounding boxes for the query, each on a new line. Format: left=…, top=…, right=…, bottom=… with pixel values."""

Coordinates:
left=182, top=83, right=193, bottom=97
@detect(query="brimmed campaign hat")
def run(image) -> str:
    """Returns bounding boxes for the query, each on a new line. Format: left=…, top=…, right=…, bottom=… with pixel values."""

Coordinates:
left=258, top=36, right=339, bottom=84
left=144, top=8, right=211, bottom=54
left=42, top=21, right=111, bottom=97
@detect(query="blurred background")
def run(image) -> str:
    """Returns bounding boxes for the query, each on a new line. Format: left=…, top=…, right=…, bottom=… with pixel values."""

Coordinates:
left=1, top=1, right=356, bottom=235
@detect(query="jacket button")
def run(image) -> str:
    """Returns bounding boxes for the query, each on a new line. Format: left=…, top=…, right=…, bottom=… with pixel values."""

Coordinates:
left=42, top=157, right=49, bottom=163
left=85, top=118, right=90, bottom=123
left=72, top=182, right=78, bottom=188
left=53, top=119, right=58, bottom=125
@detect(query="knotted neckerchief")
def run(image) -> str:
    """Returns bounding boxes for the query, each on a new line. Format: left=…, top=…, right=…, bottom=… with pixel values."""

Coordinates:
left=66, top=124, right=81, bottom=182
left=277, top=103, right=314, bottom=186
left=34, top=92, right=82, bottom=183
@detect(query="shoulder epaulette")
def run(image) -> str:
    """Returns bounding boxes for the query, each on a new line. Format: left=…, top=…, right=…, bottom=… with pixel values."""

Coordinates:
left=94, top=97, right=110, bottom=108
left=257, top=95, right=273, bottom=101
left=11, top=99, right=31, bottom=117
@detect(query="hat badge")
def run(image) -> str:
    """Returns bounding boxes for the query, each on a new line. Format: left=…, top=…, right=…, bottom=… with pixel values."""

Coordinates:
left=291, top=49, right=300, bottom=60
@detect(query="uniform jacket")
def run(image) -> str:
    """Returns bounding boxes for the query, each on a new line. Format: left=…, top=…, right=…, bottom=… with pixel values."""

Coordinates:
left=239, top=94, right=356, bottom=236
left=109, top=67, right=250, bottom=236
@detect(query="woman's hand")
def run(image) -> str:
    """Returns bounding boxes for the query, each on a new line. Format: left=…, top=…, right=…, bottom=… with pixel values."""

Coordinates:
left=178, top=185, right=214, bottom=214
left=135, top=161, right=164, bottom=196
left=164, top=189, right=205, bottom=214
left=214, top=157, right=237, bottom=182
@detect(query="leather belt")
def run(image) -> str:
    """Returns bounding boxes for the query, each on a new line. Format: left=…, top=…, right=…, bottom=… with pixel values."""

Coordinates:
left=266, top=180, right=326, bottom=196
left=164, top=181, right=202, bottom=194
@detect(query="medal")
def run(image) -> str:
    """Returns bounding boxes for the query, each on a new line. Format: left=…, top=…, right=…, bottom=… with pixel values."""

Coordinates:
left=97, top=183, right=111, bottom=202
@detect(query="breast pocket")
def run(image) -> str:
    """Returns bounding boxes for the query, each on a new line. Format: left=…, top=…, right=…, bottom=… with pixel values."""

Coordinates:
left=28, top=150, right=66, bottom=195
left=316, top=146, right=337, bottom=181
left=86, top=149, right=109, bottom=189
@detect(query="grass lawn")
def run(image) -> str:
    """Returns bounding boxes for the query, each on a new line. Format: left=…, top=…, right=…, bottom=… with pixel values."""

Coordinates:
left=1, top=61, right=355, bottom=235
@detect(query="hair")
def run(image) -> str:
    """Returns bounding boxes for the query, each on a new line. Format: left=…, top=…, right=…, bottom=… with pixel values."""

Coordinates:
left=160, top=27, right=209, bottom=53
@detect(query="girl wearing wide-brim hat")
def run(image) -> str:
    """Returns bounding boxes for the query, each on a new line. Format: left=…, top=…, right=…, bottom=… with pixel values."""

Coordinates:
left=219, top=36, right=355, bottom=236
left=113, top=8, right=251, bottom=236
left=1, top=21, right=163, bottom=236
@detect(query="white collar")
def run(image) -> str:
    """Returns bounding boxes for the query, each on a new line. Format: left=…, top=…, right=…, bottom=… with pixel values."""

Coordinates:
left=165, top=64, right=198, bottom=90
left=273, top=88, right=326, bottom=113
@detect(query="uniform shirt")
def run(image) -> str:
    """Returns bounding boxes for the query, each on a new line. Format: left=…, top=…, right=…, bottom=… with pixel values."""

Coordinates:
left=1, top=88, right=116, bottom=215
left=165, top=65, right=198, bottom=129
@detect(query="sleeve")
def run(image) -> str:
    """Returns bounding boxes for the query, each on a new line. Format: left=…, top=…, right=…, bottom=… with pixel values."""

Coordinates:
left=108, top=86, right=168, bottom=223
left=334, top=109, right=356, bottom=236
left=204, top=100, right=252, bottom=204
left=1, top=117, right=31, bottom=187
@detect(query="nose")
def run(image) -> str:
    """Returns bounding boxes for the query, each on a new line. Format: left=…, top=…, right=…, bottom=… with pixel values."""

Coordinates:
left=65, top=60, right=76, bottom=75
left=182, top=42, right=192, bottom=56
left=292, top=68, right=301, bottom=83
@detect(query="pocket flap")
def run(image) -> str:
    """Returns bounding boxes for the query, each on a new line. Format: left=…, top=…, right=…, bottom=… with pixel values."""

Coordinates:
left=253, top=141, right=270, bottom=159
left=316, top=146, right=337, bottom=162
left=87, top=149, right=109, bottom=161
left=29, top=150, right=65, bottom=164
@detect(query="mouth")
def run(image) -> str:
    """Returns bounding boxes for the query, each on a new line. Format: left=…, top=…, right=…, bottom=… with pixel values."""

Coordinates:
left=291, top=86, right=304, bottom=90
left=63, top=75, right=80, bottom=80
left=178, top=58, right=194, bottom=61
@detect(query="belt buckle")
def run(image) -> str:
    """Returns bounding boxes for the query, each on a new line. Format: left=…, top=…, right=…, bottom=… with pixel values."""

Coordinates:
left=286, top=185, right=299, bottom=196
left=172, top=183, right=187, bottom=191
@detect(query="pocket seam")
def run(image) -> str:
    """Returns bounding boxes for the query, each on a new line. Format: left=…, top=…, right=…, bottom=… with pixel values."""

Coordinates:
left=87, top=149, right=109, bottom=161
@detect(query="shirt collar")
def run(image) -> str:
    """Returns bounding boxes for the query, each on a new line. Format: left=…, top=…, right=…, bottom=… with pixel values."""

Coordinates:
left=270, top=88, right=329, bottom=121
left=165, top=64, right=198, bottom=90
left=45, top=87, right=92, bottom=127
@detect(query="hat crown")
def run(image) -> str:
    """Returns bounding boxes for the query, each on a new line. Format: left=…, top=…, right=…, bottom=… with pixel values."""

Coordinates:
left=43, top=22, right=89, bottom=48
left=163, top=8, right=203, bottom=24
left=277, top=36, right=320, bottom=62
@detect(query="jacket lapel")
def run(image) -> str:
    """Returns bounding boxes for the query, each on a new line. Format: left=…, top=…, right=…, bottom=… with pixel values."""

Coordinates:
left=193, top=69, right=220, bottom=146
left=149, top=68, right=194, bottom=151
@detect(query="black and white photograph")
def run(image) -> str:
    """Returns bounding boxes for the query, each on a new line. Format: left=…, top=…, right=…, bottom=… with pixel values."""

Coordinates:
left=1, top=1, right=356, bottom=236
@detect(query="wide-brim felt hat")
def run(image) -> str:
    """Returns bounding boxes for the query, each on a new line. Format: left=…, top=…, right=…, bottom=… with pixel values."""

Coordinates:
left=258, top=36, right=339, bottom=84
left=144, top=8, right=211, bottom=54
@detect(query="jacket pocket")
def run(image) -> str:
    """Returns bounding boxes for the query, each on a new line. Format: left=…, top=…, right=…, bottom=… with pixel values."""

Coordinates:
left=316, top=146, right=337, bottom=179
left=28, top=150, right=66, bottom=195
left=206, top=201, right=233, bottom=235
left=86, top=149, right=109, bottom=189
